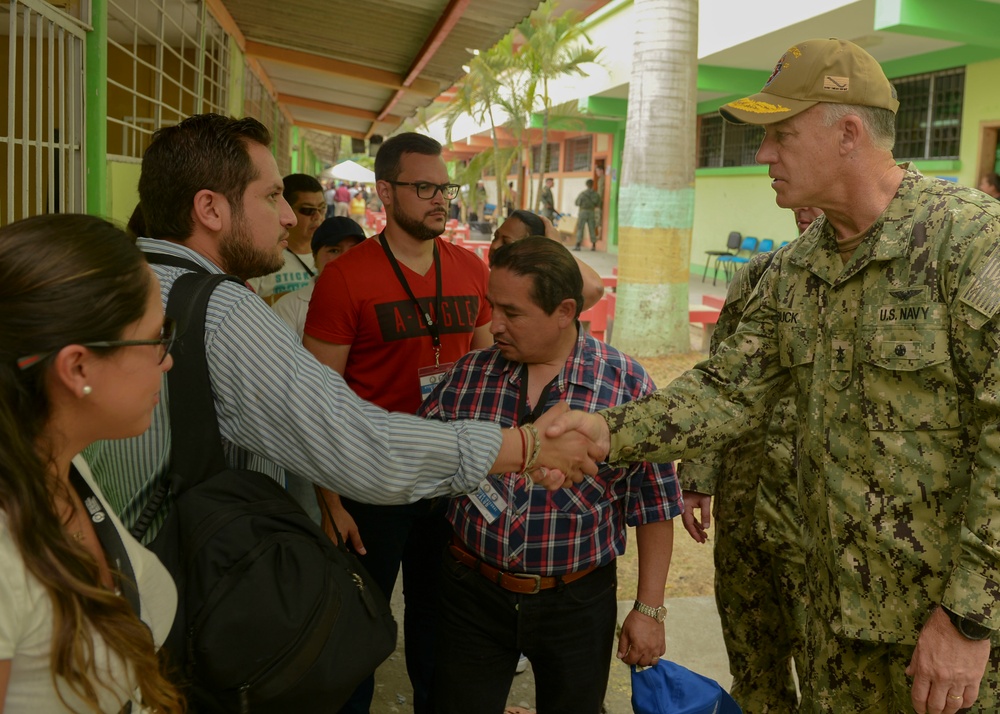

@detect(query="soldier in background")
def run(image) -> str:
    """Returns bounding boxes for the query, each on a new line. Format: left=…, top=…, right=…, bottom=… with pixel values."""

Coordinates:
left=551, top=38, right=1000, bottom=714
left=538, top=177, right=556, bottom=222
left=573, top=179, right=601, bottom=251
left=679, top=207, right=822, bottom=713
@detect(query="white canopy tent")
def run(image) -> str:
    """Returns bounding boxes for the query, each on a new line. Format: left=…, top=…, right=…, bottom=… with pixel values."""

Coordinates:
left=322, top=160, right=375, bottom=184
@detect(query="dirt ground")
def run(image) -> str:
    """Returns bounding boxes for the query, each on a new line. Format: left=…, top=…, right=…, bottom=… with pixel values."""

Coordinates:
left=370, top=350, right=716, bottom=713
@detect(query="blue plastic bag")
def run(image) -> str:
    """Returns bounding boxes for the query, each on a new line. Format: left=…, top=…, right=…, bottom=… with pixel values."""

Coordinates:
left=631, top=660, right=742, bottom=714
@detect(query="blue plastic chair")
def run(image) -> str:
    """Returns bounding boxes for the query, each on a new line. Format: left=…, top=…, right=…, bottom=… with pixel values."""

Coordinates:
left=715, top=236, right=758, bottom=285
left=702, top=231, right=741, bottom=283
left=757, top=238, right=774, bottom=252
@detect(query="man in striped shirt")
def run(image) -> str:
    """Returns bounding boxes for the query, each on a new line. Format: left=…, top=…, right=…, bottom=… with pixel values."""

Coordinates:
left=84, top=114, right=598, bottom=543
left=419, top=237, right=681, bottom=714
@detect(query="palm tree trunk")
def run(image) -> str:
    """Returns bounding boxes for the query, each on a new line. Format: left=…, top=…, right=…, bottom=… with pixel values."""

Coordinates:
left=613, top=0, right=697, bottom=356
left=535, top=78, right=551, bottom=205
left=486, top=104, right=504, bottom=221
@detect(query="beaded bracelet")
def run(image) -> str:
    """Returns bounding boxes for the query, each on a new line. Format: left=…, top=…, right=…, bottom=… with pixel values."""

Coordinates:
left=521, top=423, right=541, bottom=474
left=515, top=425, right=528, bottom=473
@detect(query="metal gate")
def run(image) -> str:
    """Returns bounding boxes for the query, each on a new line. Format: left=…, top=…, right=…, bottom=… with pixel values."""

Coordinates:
left=1, top=0, right=86, bottom=225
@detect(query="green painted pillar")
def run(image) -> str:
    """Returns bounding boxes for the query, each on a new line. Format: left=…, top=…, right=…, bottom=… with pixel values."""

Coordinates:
left=85, top=0, right=108, bottom=217
left=291, top=126, right=300, bottom=173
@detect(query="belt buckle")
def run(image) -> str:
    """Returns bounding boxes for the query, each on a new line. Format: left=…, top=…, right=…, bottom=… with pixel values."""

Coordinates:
left=515, top=573, right=542, bottom=594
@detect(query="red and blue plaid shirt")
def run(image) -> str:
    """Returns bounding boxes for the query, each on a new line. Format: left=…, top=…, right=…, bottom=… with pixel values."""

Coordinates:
left=418, top=330, right=681, bottom=576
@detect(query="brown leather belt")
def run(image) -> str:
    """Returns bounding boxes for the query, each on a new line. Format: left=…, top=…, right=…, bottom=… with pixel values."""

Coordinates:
left=448, top=541, right=596, bottom=595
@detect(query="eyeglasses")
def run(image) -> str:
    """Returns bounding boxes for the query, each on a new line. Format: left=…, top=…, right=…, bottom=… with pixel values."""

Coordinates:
left=295, top=206, right=326, bottom=217
left=17, top=317, right=178, bottom=370
left=387, top=181, right=460, bottom=201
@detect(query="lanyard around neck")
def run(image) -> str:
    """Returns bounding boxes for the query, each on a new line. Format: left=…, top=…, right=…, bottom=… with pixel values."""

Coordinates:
left=516, top=369, right=560, bottom=426
left=286, top=248, right=315, bottom=277
left=378, top=232, right=443, bottom=356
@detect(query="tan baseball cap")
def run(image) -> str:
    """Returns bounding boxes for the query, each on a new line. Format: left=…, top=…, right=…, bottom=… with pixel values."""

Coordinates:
left=720, top=38, right=899, bottom=125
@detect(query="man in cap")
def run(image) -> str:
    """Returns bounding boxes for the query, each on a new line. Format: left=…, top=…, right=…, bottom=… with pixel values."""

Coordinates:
left=271, top=216, right=366, bottom=339
left=550, top=38, right=1000, bottom=713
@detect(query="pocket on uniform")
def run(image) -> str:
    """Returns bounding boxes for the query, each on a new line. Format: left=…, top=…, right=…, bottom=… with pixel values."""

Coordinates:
left=858, top=326, right=959, bottom=430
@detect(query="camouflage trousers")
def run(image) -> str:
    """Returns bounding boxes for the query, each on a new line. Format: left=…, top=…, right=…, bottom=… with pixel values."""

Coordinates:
left=715, top=527, right=807, bottom=714
left=802, top=614, right=1000, bottom=713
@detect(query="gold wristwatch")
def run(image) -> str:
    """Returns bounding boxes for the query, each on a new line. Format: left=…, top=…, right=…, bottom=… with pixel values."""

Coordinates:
left=633, top=599, right=667, bottom=623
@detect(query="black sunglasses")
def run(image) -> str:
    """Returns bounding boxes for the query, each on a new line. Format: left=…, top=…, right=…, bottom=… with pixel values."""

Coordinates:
left=17, top=317, right=178, bottom=370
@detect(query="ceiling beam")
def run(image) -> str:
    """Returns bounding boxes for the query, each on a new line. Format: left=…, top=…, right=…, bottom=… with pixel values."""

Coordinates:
left=294, top=120, right=366, bottom=141
left=278, top=94, right=402, bottom=124
left=376, top=0, right=472, bottom=122
left=246, top=41, right=441, bottom=97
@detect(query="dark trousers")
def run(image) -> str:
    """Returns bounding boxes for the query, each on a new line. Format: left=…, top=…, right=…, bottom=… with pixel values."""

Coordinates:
left=434, top=552, right=617, bottom=714
left=337, top=498, right=451, bottom=714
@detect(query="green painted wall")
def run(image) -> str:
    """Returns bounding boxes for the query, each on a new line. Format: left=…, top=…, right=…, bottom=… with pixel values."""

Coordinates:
left=688, top=56, right=1000, bottom=277
left=107, top=160, right=143, bottom=227
left=958, top=57, right=1000, bottom=187
left=690, top=172, right=795, bottom=278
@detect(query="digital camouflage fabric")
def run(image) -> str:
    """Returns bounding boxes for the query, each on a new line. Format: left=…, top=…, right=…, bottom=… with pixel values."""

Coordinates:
left=678, top=250, right=807, bottom=713
left=605, top=168, right=1000, bottom=644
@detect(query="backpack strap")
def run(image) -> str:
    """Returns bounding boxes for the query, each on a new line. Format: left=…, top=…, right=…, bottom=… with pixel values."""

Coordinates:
left=144, top=251, right=211, bottom=274
left=130, top=262, right=242, bottom=540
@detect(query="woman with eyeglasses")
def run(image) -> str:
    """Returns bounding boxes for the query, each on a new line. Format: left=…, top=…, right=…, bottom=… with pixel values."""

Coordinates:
left=0, top=214, right=183, bottom=713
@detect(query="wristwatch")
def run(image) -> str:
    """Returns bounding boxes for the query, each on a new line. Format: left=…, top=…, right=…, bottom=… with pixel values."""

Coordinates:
left=633, top=599, right=667, bottom=623
left=943, top=607, right=994, bottom=641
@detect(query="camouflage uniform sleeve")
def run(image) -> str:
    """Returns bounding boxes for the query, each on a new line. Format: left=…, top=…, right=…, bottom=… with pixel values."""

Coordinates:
left=676, top=257, right=768, bottom=493
left=943, top=234, right=1000, bottom=626
left=603, top=254, right=789, bottom=467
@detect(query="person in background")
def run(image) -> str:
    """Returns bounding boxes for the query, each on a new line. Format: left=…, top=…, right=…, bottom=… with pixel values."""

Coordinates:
left=248, top=173, right=326, bottom=305
left=490, top=209, right=605, bottom=310
left=979, top=172, right=1000, bottom=199
left=0, top=214, right=182, bottom=713
left=420, top=237, right=680, bottom=714
left=678, top=207, right=822, bottom=714
left=550, top=38, right=1000, bottom=714
left=505, top=181, right=518, bottom=217
left=538, top=177, right=556, bottom=223
left=349, top=190, right=367, bottom=227
left=574, top=179, right=601, bottom=251
left=333, top=182, right=352, bottom=217
left=272, top=216, right=366, bottom=339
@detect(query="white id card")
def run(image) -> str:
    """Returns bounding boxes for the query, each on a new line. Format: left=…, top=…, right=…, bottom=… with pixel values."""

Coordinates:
left=418, top=362, right=454, bottom=400
left=470, top=479, right=507, bottom=524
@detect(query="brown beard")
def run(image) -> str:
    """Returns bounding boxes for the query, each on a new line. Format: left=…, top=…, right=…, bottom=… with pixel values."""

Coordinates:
left=390, top=192, right=446, bottom=242
left=218, top=210, right=285, bottom=280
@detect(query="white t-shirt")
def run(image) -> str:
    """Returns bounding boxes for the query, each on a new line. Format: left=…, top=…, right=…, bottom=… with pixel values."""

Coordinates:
left=271, top=280, right=315, bottom=340
left=0, top=457, right=176, bottom=713
left=247, top=250, right=316, bottom=301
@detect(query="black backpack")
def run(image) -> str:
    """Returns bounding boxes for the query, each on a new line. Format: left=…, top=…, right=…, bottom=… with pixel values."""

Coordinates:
left=132, top=258, right=397, bottom=712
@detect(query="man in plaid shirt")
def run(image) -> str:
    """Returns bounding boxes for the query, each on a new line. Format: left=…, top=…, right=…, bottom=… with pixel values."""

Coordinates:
left=418, top=237, right=681, bottom=714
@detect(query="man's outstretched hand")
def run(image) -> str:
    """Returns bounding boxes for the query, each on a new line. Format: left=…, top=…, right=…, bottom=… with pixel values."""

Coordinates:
left=543, top=407, right=611, bottom=463
left=528, top=403, right=602, bottom=488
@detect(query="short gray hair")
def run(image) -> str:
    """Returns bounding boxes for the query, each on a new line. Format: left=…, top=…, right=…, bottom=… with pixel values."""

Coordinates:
left=822, top=102, right=896, bottom=152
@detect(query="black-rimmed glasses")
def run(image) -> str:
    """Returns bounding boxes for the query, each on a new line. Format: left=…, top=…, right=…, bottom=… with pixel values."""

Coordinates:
left=17, top=317, right=178, bottom=370
left=387, top=181, right=460, bottom=201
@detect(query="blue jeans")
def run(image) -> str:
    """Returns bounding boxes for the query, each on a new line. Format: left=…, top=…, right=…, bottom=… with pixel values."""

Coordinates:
left=337, top=498, right=451, bottom=714
left=434, top=553, right=617, bottom=714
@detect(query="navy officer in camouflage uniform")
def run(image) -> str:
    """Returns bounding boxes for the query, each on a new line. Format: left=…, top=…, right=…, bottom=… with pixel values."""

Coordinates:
left=551, top=38, right=1000, bottom=714
left=677, top=209, right=821, bottom=713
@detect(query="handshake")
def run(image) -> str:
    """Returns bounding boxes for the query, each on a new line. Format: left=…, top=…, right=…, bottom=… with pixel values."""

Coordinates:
left=499, top=403, right=613, bottom=490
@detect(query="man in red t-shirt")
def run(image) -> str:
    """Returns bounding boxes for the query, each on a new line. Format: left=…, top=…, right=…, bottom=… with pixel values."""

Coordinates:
left=304, top=132, right=491, bottom=714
